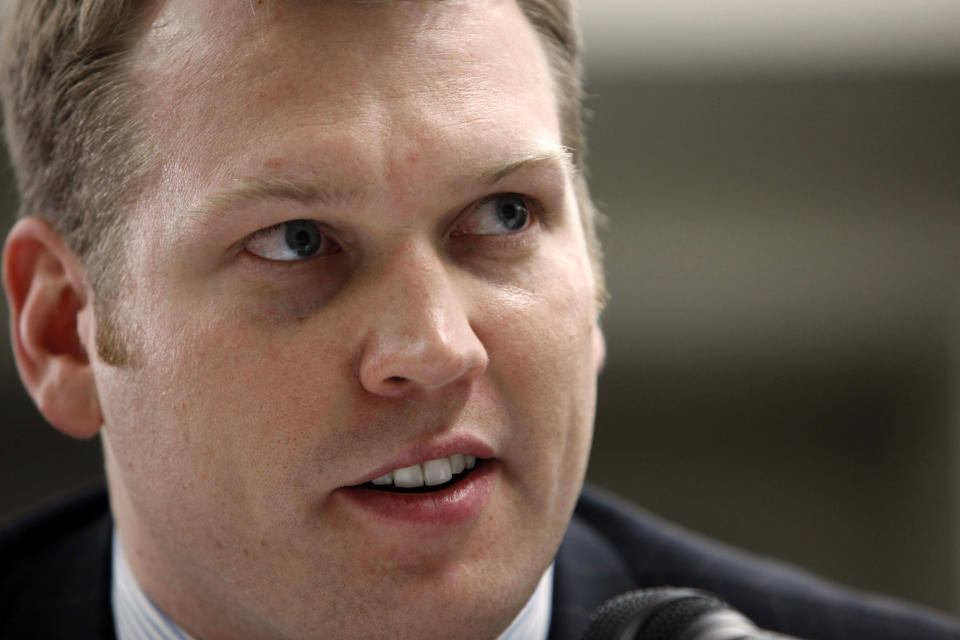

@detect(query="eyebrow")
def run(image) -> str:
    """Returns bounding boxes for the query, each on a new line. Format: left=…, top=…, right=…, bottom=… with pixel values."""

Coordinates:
left=192, top=176, right=360, bottom=221
left=472, top=145, right=575, bottom=186
left=192, top=145, right=574, bottom=220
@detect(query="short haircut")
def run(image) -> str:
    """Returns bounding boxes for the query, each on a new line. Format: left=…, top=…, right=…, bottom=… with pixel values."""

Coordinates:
left=0, top=0, right=605, bottom=365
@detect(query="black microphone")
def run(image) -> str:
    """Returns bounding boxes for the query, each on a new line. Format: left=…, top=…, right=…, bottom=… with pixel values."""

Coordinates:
left=581, top=587, right=803, bottom=640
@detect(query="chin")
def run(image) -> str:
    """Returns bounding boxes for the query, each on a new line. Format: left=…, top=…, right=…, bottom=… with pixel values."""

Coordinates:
left=361, top=571, right=539, bottom=640
left=321, top=527, right=550, bottom=640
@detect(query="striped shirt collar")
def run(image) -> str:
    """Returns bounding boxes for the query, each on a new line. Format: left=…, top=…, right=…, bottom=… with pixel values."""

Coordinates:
left=112, top=532, right=196, bottom=640
left=112, top=531, right=553, bottom=640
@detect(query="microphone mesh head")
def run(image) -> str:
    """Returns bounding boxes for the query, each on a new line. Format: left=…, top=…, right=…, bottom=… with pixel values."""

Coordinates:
left=638, top=591, right=727, bottom=640
left=582, top=588, right=728, bottom=640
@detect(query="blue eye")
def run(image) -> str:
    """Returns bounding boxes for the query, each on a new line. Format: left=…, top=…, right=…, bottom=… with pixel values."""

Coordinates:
left=285, top=220, right=322, bottom=256
left=458, top=194, right=532, bottom=236
left=245, top=219, right=331, bottom=261
left=493, top=195, right=529, bottom=231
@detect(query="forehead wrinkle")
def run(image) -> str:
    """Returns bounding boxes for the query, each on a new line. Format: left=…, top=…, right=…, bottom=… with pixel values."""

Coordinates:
left=190, top=176, right=365, bottom=221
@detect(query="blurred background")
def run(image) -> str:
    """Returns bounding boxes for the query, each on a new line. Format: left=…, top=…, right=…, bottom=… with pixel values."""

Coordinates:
left=2, top=0, right=960, bottom=618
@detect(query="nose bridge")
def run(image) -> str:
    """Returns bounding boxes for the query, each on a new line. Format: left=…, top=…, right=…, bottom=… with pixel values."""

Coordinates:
left=358, top=240, right=487, bottom=396
left=393, top=241, right=447, bottom=308
left=379, top=239, right=455, bottom=333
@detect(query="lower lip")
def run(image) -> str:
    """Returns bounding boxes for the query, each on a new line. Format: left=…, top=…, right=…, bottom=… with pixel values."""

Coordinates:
left=334, top=460, right=499, bottom=526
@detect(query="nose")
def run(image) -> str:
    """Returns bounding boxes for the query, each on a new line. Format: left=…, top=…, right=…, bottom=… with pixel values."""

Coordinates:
left=357, top=247, right=488, bottom=397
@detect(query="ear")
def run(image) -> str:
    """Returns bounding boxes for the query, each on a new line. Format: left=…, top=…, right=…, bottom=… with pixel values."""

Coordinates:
left=3, top=217, right=103, bottom=438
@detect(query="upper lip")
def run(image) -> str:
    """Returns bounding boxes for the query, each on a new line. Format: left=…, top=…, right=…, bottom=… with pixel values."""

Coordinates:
left=343, top=434, right=496, bottom=487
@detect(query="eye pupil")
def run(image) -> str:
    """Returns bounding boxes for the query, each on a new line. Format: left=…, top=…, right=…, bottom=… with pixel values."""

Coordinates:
left=285, top=220, right=322, bottom=256
left=496, top=196, right=528, bottom=231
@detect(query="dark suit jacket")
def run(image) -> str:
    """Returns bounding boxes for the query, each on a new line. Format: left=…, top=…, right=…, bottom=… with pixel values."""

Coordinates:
left=2, top=486, right=958, bottom=639
left=549, top=487, right=960, bottom=640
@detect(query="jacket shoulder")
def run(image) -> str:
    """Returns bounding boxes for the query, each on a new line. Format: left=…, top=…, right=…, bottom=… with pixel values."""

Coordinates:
left=0, top=486, right=115, bottom=640
left=554, top=486, right=960, bottom=640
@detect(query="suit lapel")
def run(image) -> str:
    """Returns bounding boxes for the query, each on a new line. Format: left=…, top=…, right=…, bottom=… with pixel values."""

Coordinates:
left=548, top=509, right=638, bottom=640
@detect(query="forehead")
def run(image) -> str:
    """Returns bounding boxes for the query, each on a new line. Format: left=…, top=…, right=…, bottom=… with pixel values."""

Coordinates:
left=130, top=0, right=561, bottom=204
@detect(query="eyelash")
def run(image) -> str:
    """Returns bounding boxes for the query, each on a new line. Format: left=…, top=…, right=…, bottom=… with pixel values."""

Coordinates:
left=241, top=191, right=544, bottom=264
left=243, top=220, right=342, bottom=262
left=450, top=192, right=541, bottom=238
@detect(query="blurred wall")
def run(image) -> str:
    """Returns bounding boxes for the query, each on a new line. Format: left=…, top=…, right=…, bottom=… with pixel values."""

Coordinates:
left=575, top=0, right=960, bottom=616
left=2, top=0, right=959, bottom=620
left=584, top=71, right=960, bottom=616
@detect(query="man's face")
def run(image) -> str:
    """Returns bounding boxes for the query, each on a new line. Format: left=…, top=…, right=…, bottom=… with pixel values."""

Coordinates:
left=94, top=1, right=603, bottom=638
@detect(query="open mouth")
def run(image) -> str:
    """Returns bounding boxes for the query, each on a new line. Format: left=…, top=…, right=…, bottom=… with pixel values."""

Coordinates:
left=337, top=453, right=498, bottom=525
left=356, top=454, right=483, bottom=494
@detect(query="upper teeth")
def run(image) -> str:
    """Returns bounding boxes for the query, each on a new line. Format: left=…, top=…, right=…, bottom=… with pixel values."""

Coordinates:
left=371, top=454, right=477, bottom=488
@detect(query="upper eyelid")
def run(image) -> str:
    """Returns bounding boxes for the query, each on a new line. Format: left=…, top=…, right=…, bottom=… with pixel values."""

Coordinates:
left=242, top=219, right=342, bottom=261
left=243, top=190, right=542, bottom=228
left=450, top=192, right=542, bottom=238
left=469, top=192, right=539, bottom=217
left=247, top=220, right=286, bottom=240
left=247, top=218, right=337, bottom=241
left=240, top=183, right=550, bottom=251
left=479, top=192, right=545, bottom=220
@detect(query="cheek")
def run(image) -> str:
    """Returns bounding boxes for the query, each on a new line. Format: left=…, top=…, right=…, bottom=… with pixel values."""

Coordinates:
left=496, top=248, right=598, bottom=389
left=474, top=266, right=598, bottom=565
left=101, top=309, right=343, bottom=527
left=481, top=250, right=599, bottom=466
left=147, top=308, right=390, bottom=513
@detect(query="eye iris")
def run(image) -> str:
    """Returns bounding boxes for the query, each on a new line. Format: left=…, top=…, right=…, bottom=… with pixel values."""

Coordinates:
left=496, top=196, right=528, bottom=231
left=285, top=220, right=322, bottom=257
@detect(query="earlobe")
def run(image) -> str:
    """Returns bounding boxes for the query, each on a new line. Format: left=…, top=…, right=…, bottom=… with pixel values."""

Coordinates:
left=3, top=217, right=103, bottom=438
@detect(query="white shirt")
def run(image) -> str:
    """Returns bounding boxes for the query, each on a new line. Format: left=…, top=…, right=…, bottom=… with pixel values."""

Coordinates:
left=112, top=531, right=553, bottom=640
